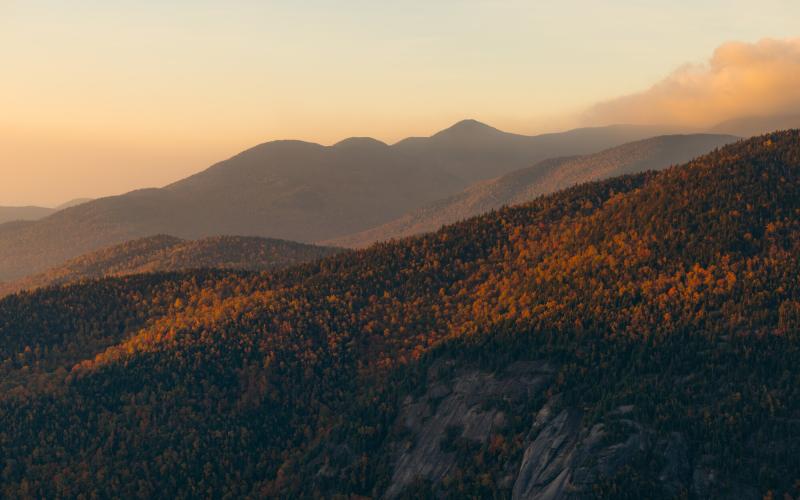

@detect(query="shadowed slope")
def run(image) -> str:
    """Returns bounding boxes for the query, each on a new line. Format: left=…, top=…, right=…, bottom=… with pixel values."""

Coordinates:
left=328, top=133, right=737, bottom=247
left=0, top=235, right=340, bottom=296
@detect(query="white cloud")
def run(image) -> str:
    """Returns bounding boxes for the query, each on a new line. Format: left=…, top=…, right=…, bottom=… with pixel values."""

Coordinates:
left=583, top=38, right=800, bottom=127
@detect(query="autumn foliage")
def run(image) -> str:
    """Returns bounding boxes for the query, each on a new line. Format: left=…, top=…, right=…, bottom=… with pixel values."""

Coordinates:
left=1, top=132, right=800, bottom=497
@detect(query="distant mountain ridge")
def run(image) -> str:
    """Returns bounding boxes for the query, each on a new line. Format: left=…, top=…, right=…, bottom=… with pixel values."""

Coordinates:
left=393, top=120, right=677, bottom=182
left=0, top=120, right=675, bottom=281
left=55, top=198, right=93, bottom=210
left=0, top=198, right=92, bottom=225
left=711, top=114, right=800, bottom=137
left=327, top=133, right=738, bottom=247
left=0, top=235, right=341, bottom=297
left=0, top=206, right=55, bottom=225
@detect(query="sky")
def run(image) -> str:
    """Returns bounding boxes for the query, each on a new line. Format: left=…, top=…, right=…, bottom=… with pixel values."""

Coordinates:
left=2, top=1, right=800, bottom=206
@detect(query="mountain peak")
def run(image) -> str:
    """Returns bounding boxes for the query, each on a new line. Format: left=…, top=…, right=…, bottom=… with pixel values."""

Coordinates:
left=432, top=119, right=502, bottom=139
left=333, top=137, right=388, bottom=149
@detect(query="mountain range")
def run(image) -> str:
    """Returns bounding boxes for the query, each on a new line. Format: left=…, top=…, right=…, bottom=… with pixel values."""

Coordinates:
left=0, top=198, right=91, bottom=225
left=328, top=133, right=737, bottom=247
left=0, top=121, right=679, bottom=282
left=1, top=131, right=798, bottom=497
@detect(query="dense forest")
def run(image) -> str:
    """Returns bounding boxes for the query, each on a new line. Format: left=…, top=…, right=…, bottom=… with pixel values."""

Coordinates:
left=1, top=131, right=800, bottom=498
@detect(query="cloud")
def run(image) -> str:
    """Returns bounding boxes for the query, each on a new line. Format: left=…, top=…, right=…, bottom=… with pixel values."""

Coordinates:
left=583, top=38, right=800, bottom=128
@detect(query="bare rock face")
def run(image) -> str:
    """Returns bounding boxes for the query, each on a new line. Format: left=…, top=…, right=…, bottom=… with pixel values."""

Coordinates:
left=512, top=408, right=583, bottom=500
left=512, top=406, right=692, bottom=500
left=384, top=360, right=555, bottom=498
left=385, top=360, right=757, bottom=499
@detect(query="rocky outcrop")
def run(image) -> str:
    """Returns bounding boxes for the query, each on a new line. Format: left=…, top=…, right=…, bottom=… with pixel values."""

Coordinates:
left=385, top=360, right=758, bottom=499
left=512, top=407, right=583, bottom=500
left=384, top=360, right=555, bottom=498
left=510, top=402, right=765, bottom=499
left=512, top=403, right=694, bottom=499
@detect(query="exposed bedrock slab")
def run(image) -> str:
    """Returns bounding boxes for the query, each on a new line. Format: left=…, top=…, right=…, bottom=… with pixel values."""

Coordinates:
left=385, top=360, right=554, bottom=498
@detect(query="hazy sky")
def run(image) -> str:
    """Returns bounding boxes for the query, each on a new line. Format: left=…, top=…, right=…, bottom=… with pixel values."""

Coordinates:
left=3, top=1, right=800, bottom=206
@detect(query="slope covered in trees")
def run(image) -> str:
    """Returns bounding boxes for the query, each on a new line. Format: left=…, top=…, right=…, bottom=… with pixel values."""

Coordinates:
left=0, top=235, right=340, bottom=297
left=0, top=121, right=673, bottom=282
left=1, top=132, right=800, bottom=497
left=329, top=133, right=737, bottom=247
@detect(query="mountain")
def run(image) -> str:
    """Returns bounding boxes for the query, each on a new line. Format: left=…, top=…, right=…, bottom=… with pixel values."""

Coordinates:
left=394, top=120, right=677, bottom=182
left=55, top=198, right=93, bottom=210
left=328, top=133, right=738, bottom=247
left=711, top=114, right=800, bottom=137
left=0, top=121, right=674, bottom=282
left=0, top=234, right=341, bottom=297
left=0, top=199, right=93, bottom=225
left=0, top=205, right=55, bottom=224
left=1, top=131, right=799, bottom=497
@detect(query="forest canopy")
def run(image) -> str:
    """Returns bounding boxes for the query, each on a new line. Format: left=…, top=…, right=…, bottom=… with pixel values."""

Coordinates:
left=1, top=131, right=800, bottom=498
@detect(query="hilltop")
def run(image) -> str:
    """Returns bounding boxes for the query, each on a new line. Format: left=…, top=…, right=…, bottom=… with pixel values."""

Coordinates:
left=0, top=235, right=340, bottom=296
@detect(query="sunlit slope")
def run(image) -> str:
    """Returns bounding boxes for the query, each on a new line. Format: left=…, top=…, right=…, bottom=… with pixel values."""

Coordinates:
left=1, top=131, right=799, bottom=497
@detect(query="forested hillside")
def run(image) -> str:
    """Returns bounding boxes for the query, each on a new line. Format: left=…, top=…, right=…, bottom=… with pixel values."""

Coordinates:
left=1, top=132, right=800, bottom=498
left=0, top=235, right=340, bottom=297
